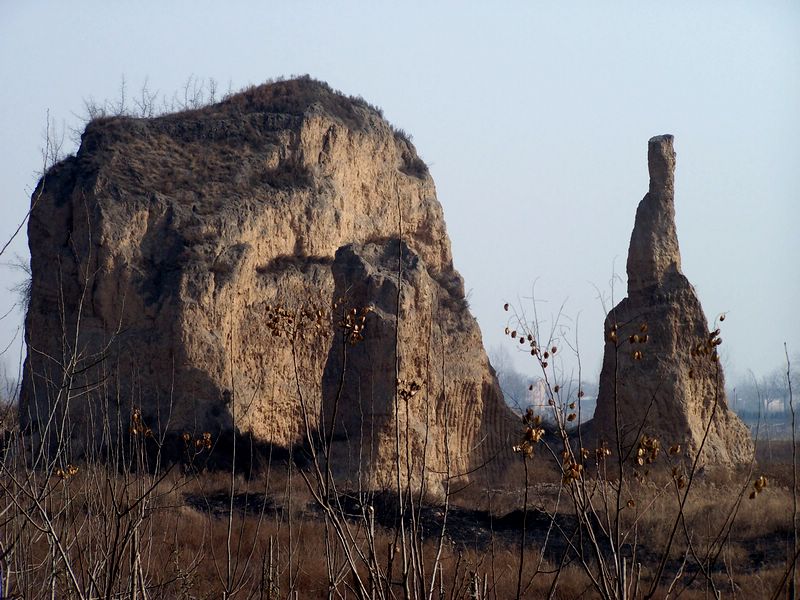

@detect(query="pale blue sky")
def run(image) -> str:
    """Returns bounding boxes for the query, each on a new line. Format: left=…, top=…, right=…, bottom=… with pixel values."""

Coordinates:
left=1, top=1, right=798, bottom=385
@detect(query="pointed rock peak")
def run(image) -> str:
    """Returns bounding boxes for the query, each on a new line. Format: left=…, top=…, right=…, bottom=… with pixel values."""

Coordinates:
left=594, top=134, right=754, bottom=467
left=647, top=134, right=676, bottom=192
left=626, top=134, right=682, bottom=294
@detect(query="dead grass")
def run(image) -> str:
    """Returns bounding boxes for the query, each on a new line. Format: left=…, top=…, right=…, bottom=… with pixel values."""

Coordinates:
left=3, top=440, right=798, bottom=599
left=2, top=396, right=796, bottom=598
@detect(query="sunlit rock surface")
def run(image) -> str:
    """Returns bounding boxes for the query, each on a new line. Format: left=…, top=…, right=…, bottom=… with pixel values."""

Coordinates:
left=21, top=77, right=516, bottom=491
left=592, top=135, right=753, bottom=466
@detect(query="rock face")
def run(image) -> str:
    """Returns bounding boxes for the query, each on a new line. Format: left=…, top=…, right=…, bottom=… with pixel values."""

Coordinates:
left=592, top=135, right=753, bottom=466
left=21, top=77, right=516, bottom=491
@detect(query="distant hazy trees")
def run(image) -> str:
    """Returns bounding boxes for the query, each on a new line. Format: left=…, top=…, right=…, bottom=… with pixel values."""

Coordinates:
left=732, top=355, right=798, bottom=424
left=488, top=345, right=534, bottom=412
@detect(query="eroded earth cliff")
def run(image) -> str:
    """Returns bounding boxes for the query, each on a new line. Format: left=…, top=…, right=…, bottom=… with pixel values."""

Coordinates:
left=21, top=77, right=516, bottom=491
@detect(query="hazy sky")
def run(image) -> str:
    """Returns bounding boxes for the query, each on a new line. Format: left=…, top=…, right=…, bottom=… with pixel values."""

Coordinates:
left=1, top=2, right=798, bottom=386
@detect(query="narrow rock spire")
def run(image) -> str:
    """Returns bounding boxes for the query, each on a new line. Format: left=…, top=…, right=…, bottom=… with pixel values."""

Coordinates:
left=626, top=134, right=682, bottom=295
left=592, top=134, right=753, bottom=467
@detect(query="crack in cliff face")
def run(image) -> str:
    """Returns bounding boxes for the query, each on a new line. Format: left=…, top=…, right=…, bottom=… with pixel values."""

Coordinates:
left=592, top=135, right=753, bottom=467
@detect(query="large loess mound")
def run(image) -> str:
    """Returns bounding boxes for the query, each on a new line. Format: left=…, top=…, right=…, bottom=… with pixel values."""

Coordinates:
left=592, top=135, right=753, bottom=466
left=21, top=76, right=516, bottom=492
